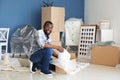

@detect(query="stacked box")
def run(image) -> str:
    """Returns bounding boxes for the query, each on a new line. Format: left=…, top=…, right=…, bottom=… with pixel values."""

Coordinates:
left=52, top=41, right=61, bottom=46
left=49, top=32, right=60, bottom=42
left=42, top=7, right=65, bottom=46
left=42, top=7, right=65, bottom=32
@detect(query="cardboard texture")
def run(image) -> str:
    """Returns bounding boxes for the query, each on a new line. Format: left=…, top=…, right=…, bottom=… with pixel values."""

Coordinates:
left=50, top=32, right=60, bottom=41
left=55, top=59, right=76, bottom=74
left=42, top=7, right=65, bottom=31
left=70, top=53, right=76, bottom=59
left=52, top=41, right=61, bottom=46
left=91, top=46, right=120, bottom=66
left=52, top=16, right=64, bottom=31
left=42, top=7, right=65, bottom=16
left=57, top=17, right=65, bottom=31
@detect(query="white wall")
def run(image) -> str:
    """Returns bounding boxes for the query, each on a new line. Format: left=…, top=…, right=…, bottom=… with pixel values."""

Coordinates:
left=85, top=0, right=120, bottom=44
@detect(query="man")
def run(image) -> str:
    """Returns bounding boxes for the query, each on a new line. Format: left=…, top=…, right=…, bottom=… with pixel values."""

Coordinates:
left=29, top=21, right=64, bottom=75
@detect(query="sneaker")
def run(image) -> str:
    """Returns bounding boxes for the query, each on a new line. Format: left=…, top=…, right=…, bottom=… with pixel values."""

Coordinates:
left=29, top=60, right=36, bottom=73
left=40, top=70, right=52, bottom=75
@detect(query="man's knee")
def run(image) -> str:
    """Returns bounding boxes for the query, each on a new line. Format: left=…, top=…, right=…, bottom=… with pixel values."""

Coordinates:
left=45, top=48, right=53, bottom=55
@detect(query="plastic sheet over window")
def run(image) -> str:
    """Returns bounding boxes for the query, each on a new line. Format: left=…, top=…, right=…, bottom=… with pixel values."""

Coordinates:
left=10, top=25, right=39, bottom=54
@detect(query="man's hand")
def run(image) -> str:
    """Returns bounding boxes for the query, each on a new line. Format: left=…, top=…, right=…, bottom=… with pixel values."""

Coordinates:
left=56, top=46, right=64, bottom=52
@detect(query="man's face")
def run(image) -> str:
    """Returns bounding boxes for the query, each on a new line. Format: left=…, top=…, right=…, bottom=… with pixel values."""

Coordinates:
left=44, top=24, right=53, bottom=35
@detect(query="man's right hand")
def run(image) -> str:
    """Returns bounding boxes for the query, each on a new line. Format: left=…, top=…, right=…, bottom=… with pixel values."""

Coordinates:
left=56, top=46, right=64, bottom=52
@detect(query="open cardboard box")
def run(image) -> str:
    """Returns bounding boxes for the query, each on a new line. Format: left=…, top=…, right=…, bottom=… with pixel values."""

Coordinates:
left=50, top=53, right=76, bottom=74
left=91, top=46, right=120, bottom=67
left=55, top=59, right=76, bottom=74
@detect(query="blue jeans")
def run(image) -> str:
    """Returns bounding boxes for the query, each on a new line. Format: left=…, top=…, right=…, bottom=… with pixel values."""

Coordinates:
left=30, top=48, right=53, bottom=71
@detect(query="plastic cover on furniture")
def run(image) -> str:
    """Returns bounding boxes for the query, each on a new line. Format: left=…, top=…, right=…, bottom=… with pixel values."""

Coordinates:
left=65, top=18, right=83, bottom=46
left=10, top=25, right=39, bottom=55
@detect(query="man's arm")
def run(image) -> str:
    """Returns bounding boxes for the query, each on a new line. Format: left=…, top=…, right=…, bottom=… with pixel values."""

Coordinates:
left=35, top=30, right=64, bottom=52
left=44, top=43, right=64, bottom=52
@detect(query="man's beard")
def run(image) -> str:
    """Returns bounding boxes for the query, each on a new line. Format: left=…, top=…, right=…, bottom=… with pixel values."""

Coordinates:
left=44, top=30, right=51, bottom=39
left=44, top=31, right=51, bottom=35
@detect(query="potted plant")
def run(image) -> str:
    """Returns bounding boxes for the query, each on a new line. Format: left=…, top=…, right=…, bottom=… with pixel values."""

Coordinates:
left=42, top=0, right=54, bottom=7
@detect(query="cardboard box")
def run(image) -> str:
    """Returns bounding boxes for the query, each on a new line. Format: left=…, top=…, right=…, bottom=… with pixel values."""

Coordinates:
left=52, top=41, right=61, bottom=46
left=42, top=17, right=64, bottom=31
left=57, top=17, right=65, bottom=31
left=51, top=53, right=76, bottom=74
left=42, top=7, right=65, bottom=31
left=42, top=7, right=65, bottom=16
left=51, top=16, right=64, bottom=31
left=70, top=53, right=76, bottom=60
left=50, top=32, right=60, bottom=41
left=42, top=16, right=64, bottom=31
left=91, top=46, right=120, bottom=66
left=55, top=59, right=76, bottom=74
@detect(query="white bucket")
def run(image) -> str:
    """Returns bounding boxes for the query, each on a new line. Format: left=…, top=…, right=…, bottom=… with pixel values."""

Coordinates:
left=100, top=20, right=110, bottom=29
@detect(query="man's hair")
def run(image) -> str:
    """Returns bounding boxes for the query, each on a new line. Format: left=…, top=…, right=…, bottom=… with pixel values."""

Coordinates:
left=43, top=21, right=53, bottom=28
